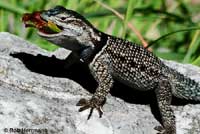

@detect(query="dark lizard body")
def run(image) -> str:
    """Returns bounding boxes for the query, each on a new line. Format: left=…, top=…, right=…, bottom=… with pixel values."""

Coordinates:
left=98, top=36, right=162, bottom=91
left=24, top=6, right=200, bottom=134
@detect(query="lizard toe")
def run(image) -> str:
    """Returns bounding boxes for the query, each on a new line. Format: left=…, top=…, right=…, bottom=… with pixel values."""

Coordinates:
left=154, top=126, right=165, bottom=134
left=76, top=98, right=89, bottom=106
left=154, top=125, right=175, bottom=134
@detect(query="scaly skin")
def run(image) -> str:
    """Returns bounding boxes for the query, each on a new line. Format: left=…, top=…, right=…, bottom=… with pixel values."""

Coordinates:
left=24, top=6, right=200, bottom=134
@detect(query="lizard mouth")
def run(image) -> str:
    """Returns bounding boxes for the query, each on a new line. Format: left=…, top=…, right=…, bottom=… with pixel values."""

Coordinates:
left=22, top=11, right=63, bottom=35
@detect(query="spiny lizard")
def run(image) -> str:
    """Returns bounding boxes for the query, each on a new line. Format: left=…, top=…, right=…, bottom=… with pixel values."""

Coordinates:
left=23, top=6, right=200, bottom=134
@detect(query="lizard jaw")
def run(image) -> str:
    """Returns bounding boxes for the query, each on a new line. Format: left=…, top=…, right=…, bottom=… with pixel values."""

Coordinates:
left=37, top=30, right=63, bottom=38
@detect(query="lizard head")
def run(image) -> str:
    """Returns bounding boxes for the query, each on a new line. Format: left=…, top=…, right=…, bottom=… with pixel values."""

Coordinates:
left=23, top=6, right=102, bottom=52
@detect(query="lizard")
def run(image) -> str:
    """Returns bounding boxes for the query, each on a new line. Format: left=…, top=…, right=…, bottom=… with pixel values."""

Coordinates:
left=22, top=6, right=200, bottom=134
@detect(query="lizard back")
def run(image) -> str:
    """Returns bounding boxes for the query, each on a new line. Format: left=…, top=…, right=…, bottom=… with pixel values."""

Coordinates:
left=92, top=34, right=200, bottom=95
left=94, top=35, right=165, bottom=91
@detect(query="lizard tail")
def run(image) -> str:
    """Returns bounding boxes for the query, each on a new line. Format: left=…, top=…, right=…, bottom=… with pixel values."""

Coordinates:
left=170, top=69, right=200, bottom=101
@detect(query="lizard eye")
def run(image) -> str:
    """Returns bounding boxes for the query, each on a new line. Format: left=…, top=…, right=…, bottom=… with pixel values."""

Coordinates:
left=61, top=17, right=66, bottom=20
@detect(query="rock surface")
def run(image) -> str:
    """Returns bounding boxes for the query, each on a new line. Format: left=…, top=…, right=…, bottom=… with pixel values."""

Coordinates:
left=0, top=32, right=199, bottom=134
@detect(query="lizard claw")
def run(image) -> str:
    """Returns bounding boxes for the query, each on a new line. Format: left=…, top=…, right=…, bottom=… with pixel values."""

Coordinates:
left=154, top=125, right=175, bottom=134
left=76, top=97, right=104, bottom=120
left=154, top=126, right=165, bottom=134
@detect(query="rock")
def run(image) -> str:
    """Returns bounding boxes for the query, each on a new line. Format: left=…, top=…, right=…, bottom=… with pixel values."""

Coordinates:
left=0, top=32, right=199, bottom=134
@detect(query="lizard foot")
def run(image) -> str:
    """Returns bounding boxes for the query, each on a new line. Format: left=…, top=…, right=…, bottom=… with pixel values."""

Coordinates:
left=76, top=97, right=103, bottom=120
left=154, top=126, right=165, bottom=134
left=154, top=126, right=175, bottom=134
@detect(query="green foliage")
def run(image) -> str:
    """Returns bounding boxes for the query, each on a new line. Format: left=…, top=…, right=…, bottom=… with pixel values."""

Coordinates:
left=122, top=0, right=136, bottom=38
left=0, top=0, right=200, bottom=65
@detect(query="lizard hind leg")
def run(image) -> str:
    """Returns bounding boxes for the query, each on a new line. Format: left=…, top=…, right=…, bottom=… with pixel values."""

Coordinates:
left=154, top=77, right=176, bottom=134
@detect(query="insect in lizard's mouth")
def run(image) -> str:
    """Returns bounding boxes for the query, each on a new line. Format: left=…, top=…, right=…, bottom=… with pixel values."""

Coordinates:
left=22, top=11, right=63, bottom=35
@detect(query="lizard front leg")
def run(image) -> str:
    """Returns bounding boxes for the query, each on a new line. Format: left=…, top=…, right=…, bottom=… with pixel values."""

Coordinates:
left=155, top=77, right=176, bottom=134
left=76, top=54, right=113, bottom=120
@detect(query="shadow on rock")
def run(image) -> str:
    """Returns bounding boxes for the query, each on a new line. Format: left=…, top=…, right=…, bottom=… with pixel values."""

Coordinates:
left=10, top=52, right=199, bottom=124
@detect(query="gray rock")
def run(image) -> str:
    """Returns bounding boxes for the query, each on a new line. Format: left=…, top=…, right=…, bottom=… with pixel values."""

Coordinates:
left=0, top=32, right=199, bottom=134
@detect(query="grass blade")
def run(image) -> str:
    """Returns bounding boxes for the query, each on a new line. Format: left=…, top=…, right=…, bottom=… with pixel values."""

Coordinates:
left=183, top=29, right=200, bottom=63
left=0, top=1, right=27, bottom=15
left=147, top=27, right=200, bottom=48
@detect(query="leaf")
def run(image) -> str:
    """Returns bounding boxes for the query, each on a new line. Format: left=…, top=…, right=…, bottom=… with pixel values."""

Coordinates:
left=47, top=21, right=62, bottom=33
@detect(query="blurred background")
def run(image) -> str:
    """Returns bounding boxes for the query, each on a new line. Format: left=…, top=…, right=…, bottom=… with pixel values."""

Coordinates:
left=0, top=0, right=200, bottom=66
